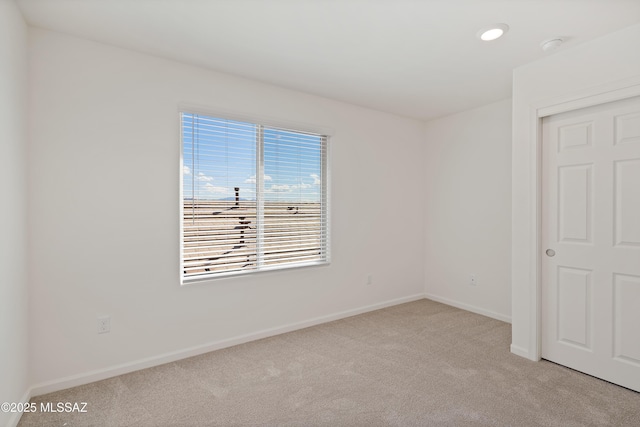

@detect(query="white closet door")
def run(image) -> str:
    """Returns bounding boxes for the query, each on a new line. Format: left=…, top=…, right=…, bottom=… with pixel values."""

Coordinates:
left=542, top=95, right=640, bottom=392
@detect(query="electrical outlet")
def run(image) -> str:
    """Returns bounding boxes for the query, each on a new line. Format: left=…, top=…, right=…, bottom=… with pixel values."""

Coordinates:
left=469, top=275, right=477, bottom=286
left=97, top=315, right=111, bottom=334
left=366, top=275, right=373, bottom=285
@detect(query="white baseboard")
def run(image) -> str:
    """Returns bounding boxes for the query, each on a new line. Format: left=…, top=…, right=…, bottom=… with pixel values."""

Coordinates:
left=6, top=387, right=31, bottom=427
left=424, top=293, right=511, bottom=323
left=510, top=344, right=534, bottom=360
left=30, top=293, right=426, bottom=397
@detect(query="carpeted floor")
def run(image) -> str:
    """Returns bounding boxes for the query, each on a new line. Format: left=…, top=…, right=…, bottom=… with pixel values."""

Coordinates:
left=18, top=299, right=640, bottom=426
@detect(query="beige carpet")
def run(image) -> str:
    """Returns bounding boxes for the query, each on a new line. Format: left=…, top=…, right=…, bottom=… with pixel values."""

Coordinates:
left=18, top=299, right=640, bottom=426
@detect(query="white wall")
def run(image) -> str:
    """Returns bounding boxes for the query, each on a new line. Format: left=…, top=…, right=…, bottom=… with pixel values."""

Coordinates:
left=0, top=0, right=29, bottom=425
left=423, top=99, right=512, bottom=322
left=512, top=23, right=640, bottom=359
left=27, top=28, right=426, bottom=391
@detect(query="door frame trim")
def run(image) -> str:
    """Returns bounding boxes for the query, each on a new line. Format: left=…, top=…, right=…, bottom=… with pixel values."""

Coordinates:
left=528, top=75, right=640, bottom=360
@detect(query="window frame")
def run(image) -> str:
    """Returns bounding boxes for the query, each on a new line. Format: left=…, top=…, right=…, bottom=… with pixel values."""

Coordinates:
left=179, top=107, right=331, bottom=284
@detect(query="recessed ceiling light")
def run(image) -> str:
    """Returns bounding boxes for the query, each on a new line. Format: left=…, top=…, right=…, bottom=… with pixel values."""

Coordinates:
left=477, top=24, right=509, bottom=41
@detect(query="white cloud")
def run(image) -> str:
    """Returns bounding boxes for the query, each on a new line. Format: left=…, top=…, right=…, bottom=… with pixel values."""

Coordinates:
left=268, top=184, right=291, bottom=193
left=265, top=180, right=315, bottom=194
left=291, top=182, right=311, bottom=190
left=183, top=166, right=191, bottom=175
left=310, top=174, right=321, bottom=185
left=196, top=172, right=213, bottom=182
left=203, top=183, right=229, bottom=194
left=245, top=174, right=273, bottom=184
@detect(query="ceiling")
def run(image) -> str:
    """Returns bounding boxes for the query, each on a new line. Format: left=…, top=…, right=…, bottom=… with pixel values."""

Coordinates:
left=16, top=0, right=640, bottom=121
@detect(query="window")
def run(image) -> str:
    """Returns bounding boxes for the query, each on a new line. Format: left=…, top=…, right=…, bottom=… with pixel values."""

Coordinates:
left=181, top=112, right=329, bottom=282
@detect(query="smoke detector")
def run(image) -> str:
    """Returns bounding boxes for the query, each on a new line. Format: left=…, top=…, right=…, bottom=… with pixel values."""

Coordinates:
left=541, top=38, right=563, bottom=52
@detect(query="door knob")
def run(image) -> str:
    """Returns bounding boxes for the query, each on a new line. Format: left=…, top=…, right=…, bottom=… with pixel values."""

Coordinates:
left=546, top=249, right=556, bottom=257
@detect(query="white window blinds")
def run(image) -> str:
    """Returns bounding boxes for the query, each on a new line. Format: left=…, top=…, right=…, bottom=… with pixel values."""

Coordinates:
left=181, top=112, right=329, bottom=281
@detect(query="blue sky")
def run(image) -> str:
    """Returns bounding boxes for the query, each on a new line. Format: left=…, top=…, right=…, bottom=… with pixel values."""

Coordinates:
left=182, top=114, right=323, bottom=202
